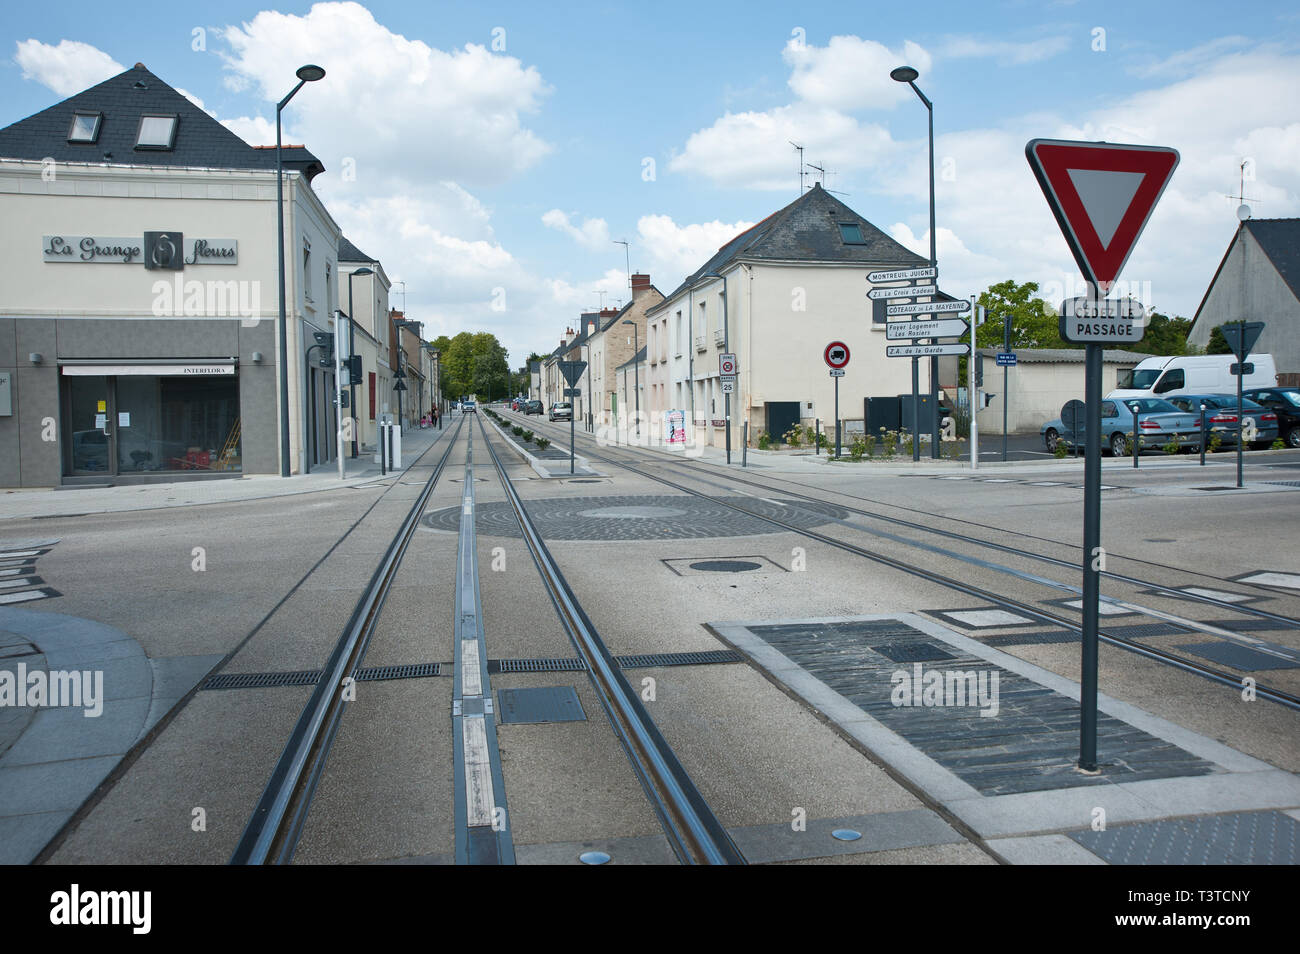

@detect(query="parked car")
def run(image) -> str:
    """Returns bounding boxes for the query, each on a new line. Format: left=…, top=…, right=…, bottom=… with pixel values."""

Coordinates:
left=549, top=401, right=573, bottom=422
left=1041, top=398, right=1203, bottom=455
left=1165, top=394, right=1278, bottom=448
left=524, top=400, right=543, bottom=415
left=1243, top=387, right=1300, bottom=448
left=1108, top=353, right=1276, bottom=402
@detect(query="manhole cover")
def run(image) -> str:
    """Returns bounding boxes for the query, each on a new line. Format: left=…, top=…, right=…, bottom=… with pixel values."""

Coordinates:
left=688, top=560, right=763, bottom=573
left=497, top=686, right=587, bottom=724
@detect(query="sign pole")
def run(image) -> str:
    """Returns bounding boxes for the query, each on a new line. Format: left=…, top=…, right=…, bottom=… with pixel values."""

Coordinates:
left=335, top=312, right=345, bottom=480
left=970, top=300, right=979, bottom=471
left=835, top=376, right=841, bottom=458
left=1080, top=310, right=1103, bottom=773
left=570, top=408, right=575, bottom=474
left=911, top=357, right=920, bottom=461
left=1237, top=319, right=1245, bottom=489
left=1002, top=313, right=1010, bottom=462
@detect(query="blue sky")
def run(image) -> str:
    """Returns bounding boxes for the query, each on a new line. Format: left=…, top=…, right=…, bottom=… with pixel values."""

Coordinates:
left=4, top=1, right=1298, bottom=364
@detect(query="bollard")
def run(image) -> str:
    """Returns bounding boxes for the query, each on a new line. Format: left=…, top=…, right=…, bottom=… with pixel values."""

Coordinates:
left=743, top=422, right=748, bottom=468
left=815, top=418, right=821, bottom=456
left=1131, top=403, right=1139, bottom=469
left=1200, top=403, right=1206, bottom=466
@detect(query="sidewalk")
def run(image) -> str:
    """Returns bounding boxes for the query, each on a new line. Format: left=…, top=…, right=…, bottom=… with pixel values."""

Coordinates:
left=0, top=424, right=452, bottom=522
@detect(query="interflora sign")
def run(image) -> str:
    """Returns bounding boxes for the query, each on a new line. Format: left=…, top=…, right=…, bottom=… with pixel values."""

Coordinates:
left=43, top=235, right=238, bottom=265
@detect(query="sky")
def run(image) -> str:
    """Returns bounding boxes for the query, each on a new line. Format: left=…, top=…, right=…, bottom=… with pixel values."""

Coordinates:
left=3, top=1, right=1298, bottom=366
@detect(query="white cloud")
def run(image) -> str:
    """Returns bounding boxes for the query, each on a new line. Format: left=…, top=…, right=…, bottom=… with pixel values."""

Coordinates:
left=13, top=39, right=123, bottom=96
left=217, top=1, right=551, bottom=191
left=635, top=214, right=757, bottom=288
left=784, top=36, right=932, bottom=111
left=541, top=210, right=612, bottom=250
left=937, top=34, right=1071, bottom=65
left=220, top=115, right=278, bottom=145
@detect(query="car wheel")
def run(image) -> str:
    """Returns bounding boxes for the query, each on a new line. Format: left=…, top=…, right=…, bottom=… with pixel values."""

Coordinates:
left=1288, top=427, right=1300, bottom=449
left=1110, top=432, right=1128, bottom=457
left=1044, top=428, right=1060, bottom=452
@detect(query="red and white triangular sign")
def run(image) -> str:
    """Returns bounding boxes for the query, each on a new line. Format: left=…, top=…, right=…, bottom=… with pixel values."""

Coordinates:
left=1026, top=139, right=1179, bottom=293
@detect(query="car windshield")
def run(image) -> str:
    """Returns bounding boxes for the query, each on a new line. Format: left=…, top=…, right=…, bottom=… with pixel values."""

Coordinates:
left=1282, top=391, right=1300, bottom=407
left=1127, top=369, right=1163, bottom=389
left=1126, top=398, right=1179, bottom=413
left=556, top=403, right=571, bottom=410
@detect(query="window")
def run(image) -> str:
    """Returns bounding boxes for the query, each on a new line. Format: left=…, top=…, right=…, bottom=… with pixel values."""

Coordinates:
left=302, top=238, right=313, bottom=303
left=135, top=114, right=178, bottom=150
left=68, top=111, right=102, bottom=143
left=1154, top=369, right=1183, bottom=393
left=839, top=223, right=866, bottom=244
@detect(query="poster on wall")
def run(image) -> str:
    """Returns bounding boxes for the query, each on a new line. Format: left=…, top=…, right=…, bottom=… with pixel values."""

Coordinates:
left=665, top=409, right=686, bottom=445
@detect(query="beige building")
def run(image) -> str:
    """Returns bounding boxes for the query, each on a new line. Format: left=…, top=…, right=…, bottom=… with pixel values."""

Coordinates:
left=337, top=238, right=391, bottom=453
left=587, top=274, right=663, bottom=432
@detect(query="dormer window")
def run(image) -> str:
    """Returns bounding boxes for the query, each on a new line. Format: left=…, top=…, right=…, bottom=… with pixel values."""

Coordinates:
left=135, top=114, right=178, bottom=150
left=838, top=223, right=866, bottom=245
left=68, top=111, right=102, bottom=143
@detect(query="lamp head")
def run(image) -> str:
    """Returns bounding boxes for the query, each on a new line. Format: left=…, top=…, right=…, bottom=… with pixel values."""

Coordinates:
left=296, top=65, right=326, bottom=82
left=890, top=66, right=919, bottom=83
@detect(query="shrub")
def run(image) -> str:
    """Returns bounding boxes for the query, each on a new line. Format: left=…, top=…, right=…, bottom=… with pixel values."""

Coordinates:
left=511, top=425, right=524, bottom=437
left=901, top=428, right=914, bottom=458
left=783, top=426, right=803, bottom=447
left=849, top=436, right=867, bottom=461
left=1271, top=438, right=1285, bottom=450
left=757, top=431, right=771, bottom=450
left=1209, top=431, right=1223, bottom=454
left=535, top=437, right=549, bottom=450
left=1163, top=433, right=1181, bottom=455
left=522, top=430, right=534, bottom=443
left=863, top=434, right=876, bottom=458
left=1053, top=440, right=1070, bottom=459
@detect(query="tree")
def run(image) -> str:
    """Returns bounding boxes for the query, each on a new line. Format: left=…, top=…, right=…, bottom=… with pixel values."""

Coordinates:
left=976, top=280, right=1075, bottom=351
left=1110, top=312, right=1195, bottom=355
left=1207, top=324, right=1232, bottom=355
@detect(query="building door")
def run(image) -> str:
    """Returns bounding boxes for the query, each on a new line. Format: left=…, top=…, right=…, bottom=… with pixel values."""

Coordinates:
left=765, top=401, right=800, bottom=444
left=64, top=375, right=116, bottom=475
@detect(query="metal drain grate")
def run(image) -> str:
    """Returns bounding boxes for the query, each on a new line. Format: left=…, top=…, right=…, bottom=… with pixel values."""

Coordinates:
left=872, top=643, right=957, bottom=663
left=1193, top=486, right=1237, bottom=491
left=1265, top=481, right=1300, bottom=488
left=1176, top=642, right=1299, bottom=672
left=1101, top=623, right=1190, bottom=639
left=618, top=650, right=744, bottom=668
left=492, top=657, right=587, bottom=673
left=355, top=662, right=441, bottom=681
left=203, top=669, right=322, bottom=690
left=984, top=630, right=1078, bottom=647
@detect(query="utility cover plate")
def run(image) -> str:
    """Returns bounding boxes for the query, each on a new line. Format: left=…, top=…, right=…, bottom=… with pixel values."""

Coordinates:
left=497, top=686, right=587, bottom=724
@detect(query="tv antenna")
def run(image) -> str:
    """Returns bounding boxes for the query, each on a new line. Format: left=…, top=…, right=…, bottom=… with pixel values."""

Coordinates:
left=613, top=239, right=631, bottom=287
left=789, top=141, right=805, bottom=194
left=1225, top=159, right=1261, bottom=221
left=805, top=162, right=850, bottom=197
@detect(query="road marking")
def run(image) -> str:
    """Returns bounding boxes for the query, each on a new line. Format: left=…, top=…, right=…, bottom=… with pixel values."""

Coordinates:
left=1239, top=572, right=1300, bottom=591
left=462, top=715, right=496, bottom=827
left=945, top=609, right=1033, bottom=628
left=461, top=639, right=482, bottom=696
left=0, top=591, right=47, bottom=604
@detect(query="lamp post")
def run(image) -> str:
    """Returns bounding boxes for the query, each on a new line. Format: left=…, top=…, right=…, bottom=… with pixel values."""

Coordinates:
left=275, top=64, right=325, bottom=477
left=890, top=65, right=940, bottom=460
left=622, top=319, right=640, bottom=439
left=346, top=266, right=373, bottom=457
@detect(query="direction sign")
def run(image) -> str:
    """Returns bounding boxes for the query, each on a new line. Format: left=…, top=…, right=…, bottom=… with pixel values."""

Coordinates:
left=867, top=266, right=937, bottom=283
left=886, top=343, right=970, bottom=358
left=721, top=379, right=735, bottom=393
left=1026, top=139, right=1179, bottom=292
left=995, top=352, right=1018, bottom=367
left=829, top=369, right=846, bottom=377
left=824, top=341, right=850, bottom=369
left=868, top=284, right=937, bottom=300
left=1230, top=362, right=1255, bottom=376
left=1059, top=296, right=1147, bottom=343
left=558, top=360, right=587, bottom=386
left=719, top=353, right=737, bottom=376
left=885, top=318, right=970, bottom=340
left=564, top=387, right=581, bottom=397
left=887, top=299, right=971, bottom=316
left=1220, top=321, right=1264, bottom=360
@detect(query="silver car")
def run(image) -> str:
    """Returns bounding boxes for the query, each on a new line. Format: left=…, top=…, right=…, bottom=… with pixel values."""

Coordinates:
left=1166, top=394, right=1279, bottom=448
left=1041, top=398, right=1202, bottom=456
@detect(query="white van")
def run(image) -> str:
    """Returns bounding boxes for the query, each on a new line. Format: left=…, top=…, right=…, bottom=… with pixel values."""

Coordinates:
left=1108, top=354, right=1277, bottom=401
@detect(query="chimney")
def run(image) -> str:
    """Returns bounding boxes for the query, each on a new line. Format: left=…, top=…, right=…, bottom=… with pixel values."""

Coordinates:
left=599, top=307, right=618, bottom=318
left=631, top=273, right=650, bottom=290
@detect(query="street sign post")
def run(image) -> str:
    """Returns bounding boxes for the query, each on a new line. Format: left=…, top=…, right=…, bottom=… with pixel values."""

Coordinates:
left=867, top=266, right=937, bottom=283
left=868, top=284, right=938, bottom=300
left=719, top=353, right=737, bottom=376
left=886, top=299, right=971, bottom=316
left=886, top=317, right=969, bottom=340
left=1223, top=320, right=1266, bottom=489
left=825, top=341, right=849, bottom=456
left=885, top=343, right=970, bottom=358
left=721, top=379, right=735, bottom=393
left=1059, top=296, right=1147, bottom=344
left=995, top=352, right=1017, bottom=367
left=1028, top=137, right=1178, bottom=772
left=558, top=360, right=587, bottom=474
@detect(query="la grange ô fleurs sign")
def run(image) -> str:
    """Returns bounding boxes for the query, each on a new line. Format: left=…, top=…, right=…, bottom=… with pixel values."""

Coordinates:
left=42, top=232, right=237, bottom=268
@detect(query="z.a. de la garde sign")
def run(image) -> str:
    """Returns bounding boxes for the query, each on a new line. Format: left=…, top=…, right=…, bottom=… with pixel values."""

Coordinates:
left=42, top=232, right=237, bottom=268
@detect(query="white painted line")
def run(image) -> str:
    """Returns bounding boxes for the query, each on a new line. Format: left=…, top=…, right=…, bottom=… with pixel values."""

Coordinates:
left=1028, top=481, right=1066, bottom=486
left=0, top=578, right=39, bottom=590
left=0, top=568, right=29, bottom=577
left=1239, top=571, right=1300, bottom=591
left=981, top=478, right=1017, bottom=483
left=461, top=639, right=482, bottom=696
left=462, top=715, right=496, bottom=827
left=0, top=590, right=47, bottom=604
left=761, top=498, right=788, bottom=507
left=1179, top=587, right=1251, bottom=603
left=946, top=609, right=1032, bottom=628
left=0, top=550, right=40, bottom=558
left=1061, top=599, right=1132, bottom=617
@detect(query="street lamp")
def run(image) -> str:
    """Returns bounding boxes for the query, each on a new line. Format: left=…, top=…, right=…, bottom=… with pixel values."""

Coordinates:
left=346, top=266, right=374, bottom=457
left=890, top=64, right=940, bottom=461
left=276, top=64, right=325, bottom=477
left=622, top=319, right=640, bottom=439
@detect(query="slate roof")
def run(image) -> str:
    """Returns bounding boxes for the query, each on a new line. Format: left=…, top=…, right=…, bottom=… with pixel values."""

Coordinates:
left=657, top=182, right=929, bottom=305
left=1243, top=219, right=1300, bottom=304
left=338, top=236, right=375, bottom=263
left=0, top=63, right=323, bottom=181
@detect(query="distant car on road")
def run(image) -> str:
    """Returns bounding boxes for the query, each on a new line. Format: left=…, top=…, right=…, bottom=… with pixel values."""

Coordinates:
left=1166, top=394, right=1278, bottom=448
left=549, top=402, right=572, bottom=422
left=1041, top=398, right=1202, bottom=456
left=1243, top=387, right=1300, bottom=448
left=462, top=400, right=476, bottom=413
left=524, top=400, right=543, bottom=415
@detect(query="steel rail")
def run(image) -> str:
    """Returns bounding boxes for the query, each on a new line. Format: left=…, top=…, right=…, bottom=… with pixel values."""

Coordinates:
left=475, top=414, right=745, bottom=864
left=230, top=417, right=465, bottom=864
left=575, top=441, right=1300, bottom=712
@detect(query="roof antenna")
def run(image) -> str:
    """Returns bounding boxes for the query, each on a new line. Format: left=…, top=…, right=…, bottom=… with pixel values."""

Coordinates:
left=1226, top=159, right=1259, bottom=222
left=807, top=161, right=850, bottom=197
left=789, top=141, right=805, bottom=195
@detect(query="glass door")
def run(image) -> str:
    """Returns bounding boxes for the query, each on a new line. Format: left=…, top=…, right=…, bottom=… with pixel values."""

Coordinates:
left=64, top=375, right=116, bottom=476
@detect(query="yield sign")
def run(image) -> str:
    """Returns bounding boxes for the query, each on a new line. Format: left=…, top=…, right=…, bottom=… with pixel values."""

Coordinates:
left=1026, top=139, right=1179, bottom=293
